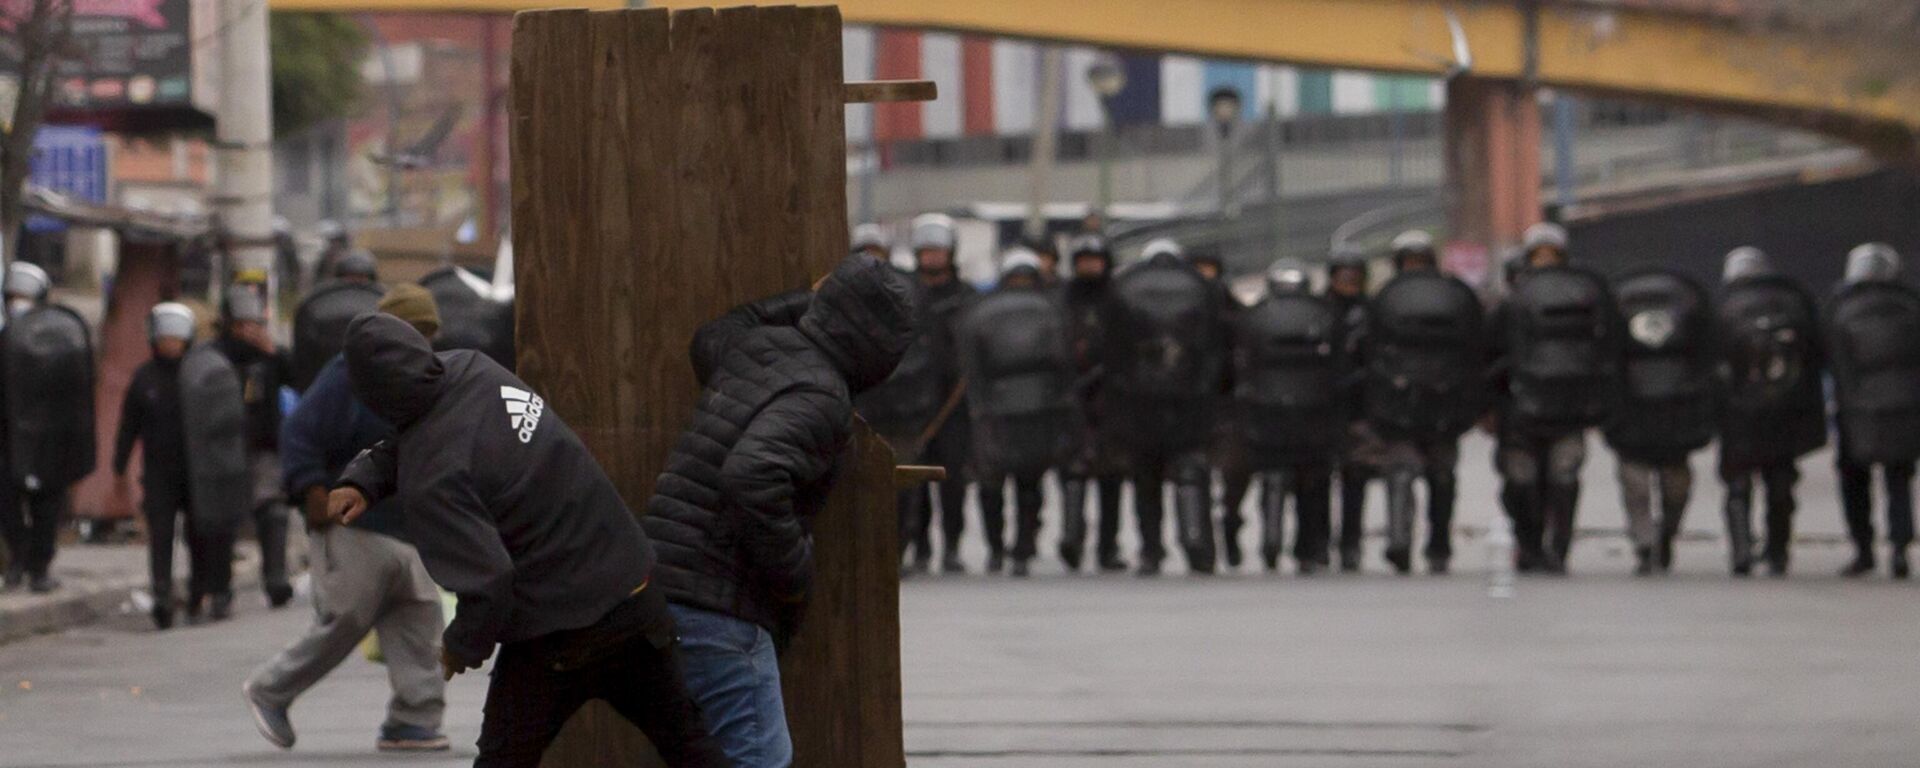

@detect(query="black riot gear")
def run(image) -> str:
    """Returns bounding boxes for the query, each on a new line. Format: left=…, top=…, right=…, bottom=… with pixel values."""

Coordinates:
left=1604, top=267, right=1716, bottom=463
left=1500, top=265, right=1621, bottom=435
left=959, top=280, right=1078, bottom=574
left=419, top=267, right=516, bottom=370
left=1233, top=281, right=1342, bottom=571
left=291, top=281, right=383, bottom=391
left=1102, top=251, right=1226, bottom=574
left=1714, top=267, right=1825, bottom=576
left=3, top=305, right=96, bottom=493
left=1362, top=271, right=1485, bottom=441
left=1826, top=279, right=1920, bottom=466
left=1058, top=235, right=1124, bottom=572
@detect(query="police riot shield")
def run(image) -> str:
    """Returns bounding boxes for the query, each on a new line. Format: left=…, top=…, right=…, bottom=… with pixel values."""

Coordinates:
left=1714, top=274, right=1827, bottom=463
left=959, top=290, right=1078, bottom=474
left=1363, top=272, right=1484, bottom=441
left=1103, top=259, right=1222, bottom=401
left=1503, top=265, right=1620, bottom=433
left=1234, top=292, right=1342, bottom=460
left=420, top=268, right=515, bottom=370
left=177, top=345, right=251, bottom=528
left=1604, top=267, right=1715, bottom=460
left=1827, top=280, right=1920, bottom=464
left=3, top=305, right=95, bottom=491
left=291, top=282, right=382, bottom=391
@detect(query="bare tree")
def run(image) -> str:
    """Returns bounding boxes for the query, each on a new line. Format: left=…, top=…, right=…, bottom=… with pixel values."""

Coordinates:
left=0, top=0, right=74, bottom=264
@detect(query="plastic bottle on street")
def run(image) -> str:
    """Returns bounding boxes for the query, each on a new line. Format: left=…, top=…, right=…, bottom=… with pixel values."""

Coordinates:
left=1486, top=515, right=1516, bottom=599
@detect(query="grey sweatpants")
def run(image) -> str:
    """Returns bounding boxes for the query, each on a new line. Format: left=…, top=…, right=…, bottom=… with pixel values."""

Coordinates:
left=246, top=525, right=446, bottom=730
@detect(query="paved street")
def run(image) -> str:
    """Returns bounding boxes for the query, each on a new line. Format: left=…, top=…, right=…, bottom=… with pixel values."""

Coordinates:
left=1, top=435, right=1915, bottom=767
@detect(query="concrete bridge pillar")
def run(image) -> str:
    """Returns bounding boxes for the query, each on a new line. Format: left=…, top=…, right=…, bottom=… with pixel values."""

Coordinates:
left=1445, top=77, right=1542, bottom=261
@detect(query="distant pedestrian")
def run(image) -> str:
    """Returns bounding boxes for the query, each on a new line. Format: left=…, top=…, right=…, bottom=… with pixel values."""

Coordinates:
left=644, top=253, right=916, bottom=766
left=242, top=285, right=449, bottom=753
left=329, top=313, right=728, bottom=767
left=0, top=261, right=95, bottom=593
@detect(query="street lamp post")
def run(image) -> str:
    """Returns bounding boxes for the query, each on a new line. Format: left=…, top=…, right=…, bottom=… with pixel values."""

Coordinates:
left=1209, top=87, right=1242, bottom=221
left=1087, top=55, right=1127, bottom=215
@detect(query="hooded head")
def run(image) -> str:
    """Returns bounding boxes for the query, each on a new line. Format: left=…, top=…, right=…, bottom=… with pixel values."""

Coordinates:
left=1390, top=230, right=1438, bottom=273
left=345, top=312, right=446, bottom=430
left=1266, top=259, right=1311, bottom=297
left=1721, top=246, right=1772, bottom=284
left=1844, top=242, right=1900, bottom=285
left=800, top=253, right=920, bottom=393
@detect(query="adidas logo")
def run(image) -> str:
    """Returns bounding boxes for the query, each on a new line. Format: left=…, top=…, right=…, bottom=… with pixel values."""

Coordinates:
left=500, top=386, right=545, bottom=444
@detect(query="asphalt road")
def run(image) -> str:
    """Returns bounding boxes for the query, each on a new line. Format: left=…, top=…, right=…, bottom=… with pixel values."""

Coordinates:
left=1, top=435, right=1914, bottom=767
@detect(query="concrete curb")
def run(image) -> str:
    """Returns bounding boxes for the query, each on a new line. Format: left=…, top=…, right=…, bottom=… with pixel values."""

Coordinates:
left=0, top=548, right=264, bottom=645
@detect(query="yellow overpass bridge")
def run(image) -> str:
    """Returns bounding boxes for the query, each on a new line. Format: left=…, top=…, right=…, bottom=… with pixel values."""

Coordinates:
left=278, top=0, right=1920, bottom=157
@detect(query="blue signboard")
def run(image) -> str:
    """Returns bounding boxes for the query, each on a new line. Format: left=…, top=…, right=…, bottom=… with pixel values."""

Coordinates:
left=26, top=125, right=108, bottom=233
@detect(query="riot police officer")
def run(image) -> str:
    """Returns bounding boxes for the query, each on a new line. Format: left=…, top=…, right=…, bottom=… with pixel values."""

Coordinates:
left=1233, top=260, right=1342, bottom=572
left=1605, top=267, right=1717, bottom=575
left=216, top=287, right=296, bottom=607
left=1826, top=243, right=1920, bottom=579
left=1490, top=223, right=1621, bottom=574
left=1713, top=246, right=1825, bottom=576
left=851, top=223, right=891, bottom=263
left=861, top=214, right=977, bottom=572
left=1362, top=232, right=1484, bottom=574
left=0, top=262, right=95, bottom=593
left=1057, top=234, right=1127, bottom=572
left=1102, top=239, right=1227, bottom=575
left=1189, top=249, right=1252, bottom=567
left=958, top=249, right=1079, bottom=577
left=1327, top=247, right=1375, bottom=571
left=292, top=260, right=384, bottom=391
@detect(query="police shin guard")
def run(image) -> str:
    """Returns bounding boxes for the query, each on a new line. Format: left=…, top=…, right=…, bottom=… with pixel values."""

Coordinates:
left=1425, top=469, right=1457, bottom=573
left=1502, top=482, right=1544, bottom=573
left=1096, top=476, right=1127, bottom=572
left=1383, top=470, right=1416, bottom=574
left=1220, top=471, right=1250, bottom=570
left=1259, top=473, right=1287, bottom=572
left=1723, top=483, right=1756, bottom=577
left=1338, top=472, right=1367, bottom=572
left=1543, top=482, right=1579, bottom=574
left=1059, top=478, right=1089, bottom=572
left=1656, top=497, right=1686, bottom=574
left=1175, top=482, right=1217, bottom=575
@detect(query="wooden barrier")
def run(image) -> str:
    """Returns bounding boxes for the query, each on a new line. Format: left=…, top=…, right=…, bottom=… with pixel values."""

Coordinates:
left=510, top=6, right=909, bottom=767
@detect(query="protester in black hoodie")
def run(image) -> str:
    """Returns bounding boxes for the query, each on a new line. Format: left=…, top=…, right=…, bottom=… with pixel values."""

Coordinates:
left=328, top=313, right=727, bottom=768
left=644, top=253, right=916, bottom=767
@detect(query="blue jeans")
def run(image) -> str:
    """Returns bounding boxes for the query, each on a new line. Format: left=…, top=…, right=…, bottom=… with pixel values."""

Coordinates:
left=669, top=604, right=792, bottom=768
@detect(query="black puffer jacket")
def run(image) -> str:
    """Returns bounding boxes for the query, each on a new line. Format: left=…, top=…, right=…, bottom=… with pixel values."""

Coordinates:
left=337, top=314, right=657, bottom=668
left=644, top=255, right=917, bottom=634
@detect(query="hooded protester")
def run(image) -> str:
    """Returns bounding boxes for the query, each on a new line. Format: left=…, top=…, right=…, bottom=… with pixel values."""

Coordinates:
left=241, top=285, right=449, bottom=754
left=1488, top=222, right=1621, bottom=574
left=1102, top=238, right=1228, bottom=575
left=1713, top=245, right=1825, bottom=576
left=115, top=303, right=245, bottom=626
left=1826, top=243, right=1920, bottom=579
left=1233, top=260, right=1344, bottom=572
left=643, top=253, right=917, bottom=766
left=1326, top=246, right=1375, bottom=572
left=859, top=213, right=976, bottom=573
left=958, top=249, right=1079, bottom=576
left=1605, top=267, right=1717, bottom=575
left=1, top=261, right=94, bottom=593
left=329, top=313, right=729, bottom=768
left=1358, top=232, right=1485, bottom=574
left=1057, top=233, right=1128, bottom=572
left=215, top=285, right=296, bottom=607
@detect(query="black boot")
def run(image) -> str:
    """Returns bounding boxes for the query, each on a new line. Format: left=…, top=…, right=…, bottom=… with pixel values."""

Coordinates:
left=1543, top=483, right=1579, bottom=575
left=1894, top=548, right=1911, bottom=580
left=1842, top=549, right=1877, bottom=578
left=1009, top=558, right=1030, bottom=578
left=1175, top=484, right=1216, bottom=575
left=28, top=574, right=60, bottom=594
left=1634, top=546, right=1655, bottom=577
left=1339, top=547, right=1362, bottom=573
left=152, top=602, right=174, bottom=630
left=1384, top=547, right=1412, bottom=575
left=1724, top=496, right=1755, bottom=577
left=1259, top=477, right=1286, bottom=572
left=1058, top=479, right=1089, bottom=572
left=940, top=549, right=966, bottom=575
left=209, top=592, right=234, bottom=621
left=984, top=548, right=1005, bottom=575
left=1221, top=513, right=1245, bottom=570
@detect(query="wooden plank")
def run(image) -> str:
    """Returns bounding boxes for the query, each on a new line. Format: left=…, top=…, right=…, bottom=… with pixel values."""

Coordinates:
left=843, top=79, right=938, bottom=103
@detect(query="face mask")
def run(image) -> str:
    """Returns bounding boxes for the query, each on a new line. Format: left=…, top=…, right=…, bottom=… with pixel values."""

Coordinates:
left=6, top=298, right=33, bottom=318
